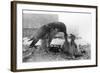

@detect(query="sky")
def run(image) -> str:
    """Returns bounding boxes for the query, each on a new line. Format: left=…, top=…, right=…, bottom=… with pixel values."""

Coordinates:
left=58, top=12, right=92, bottom=44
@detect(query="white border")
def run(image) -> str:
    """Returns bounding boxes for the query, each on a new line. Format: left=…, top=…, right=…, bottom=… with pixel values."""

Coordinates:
left=17, top=3, right=96, bottom=69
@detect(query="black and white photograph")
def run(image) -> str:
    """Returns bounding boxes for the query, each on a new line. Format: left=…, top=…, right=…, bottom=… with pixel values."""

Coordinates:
left=22, top=11, right=91, bottom=62
left=11, top=1, right=97, bottom=72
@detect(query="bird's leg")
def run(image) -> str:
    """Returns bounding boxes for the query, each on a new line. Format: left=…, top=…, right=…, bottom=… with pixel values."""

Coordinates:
left=47, top=29, right=57, bottom=48
left=47, top=37, right=52, bottom=48
left=41, top=38, right=49, bottom=53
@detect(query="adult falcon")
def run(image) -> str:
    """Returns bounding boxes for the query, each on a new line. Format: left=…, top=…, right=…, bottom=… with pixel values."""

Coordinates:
left=28, top=22, right=68, bottom=49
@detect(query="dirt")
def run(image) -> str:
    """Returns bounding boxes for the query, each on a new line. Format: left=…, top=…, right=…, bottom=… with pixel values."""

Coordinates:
left=22, top=28, right=91, bottom=62
left=22, top=44, right=91, bottom=62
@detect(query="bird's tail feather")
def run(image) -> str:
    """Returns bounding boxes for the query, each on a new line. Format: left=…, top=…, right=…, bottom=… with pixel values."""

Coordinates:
left=28, top=37, right=38, bottom=48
